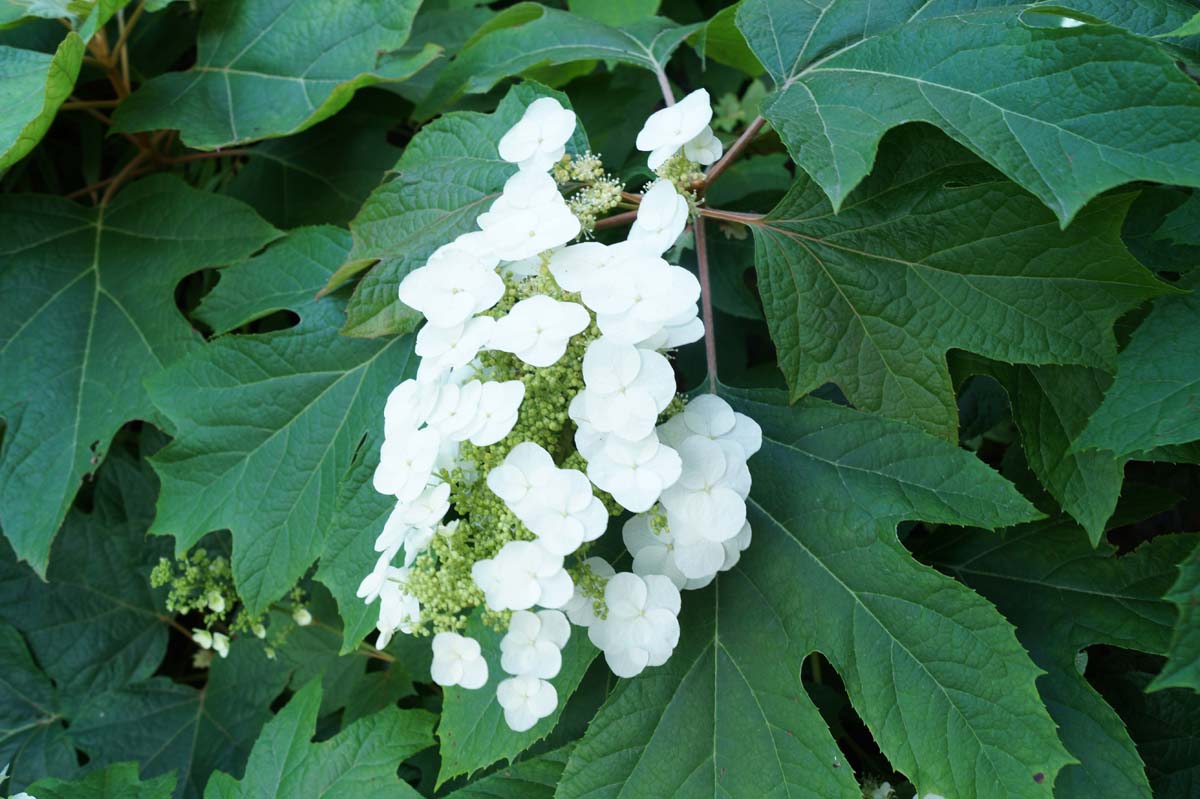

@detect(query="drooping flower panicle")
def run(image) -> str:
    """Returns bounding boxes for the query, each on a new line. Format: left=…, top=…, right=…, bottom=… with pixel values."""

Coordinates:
left=360, top=93, right=760, bottom=730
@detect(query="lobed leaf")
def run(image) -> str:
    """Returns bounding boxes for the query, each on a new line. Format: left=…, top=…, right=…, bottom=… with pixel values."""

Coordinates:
left=747, top=129, right=1171, bottom=439
left=0, top=176, right=277, bottom=575
left=924, top=519, right=1197, bottom=798
left=417, top=3, right=699, bottom=117
left=1151, top=541, right=1200, bottom=693
left=147, top=226, right=415, bottom=615
left=202, top=680, right=434, bottom=799
left=113, top=0, right=439, bottom=149
left=560, top=390, right=1063, bottom=799
left=25, top=762, right=176, bottom=799
left=1076, top=275, right=1200, bottom=457
left=736, top=0, right=1200, bottom=224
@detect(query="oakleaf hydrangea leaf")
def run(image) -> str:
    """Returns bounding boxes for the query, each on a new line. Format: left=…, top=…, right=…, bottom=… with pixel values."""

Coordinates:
left=0, top=176, right=277, bottom=575
left=435, top=616, right=596, bottom=787
left=112, top=0, right=440, bottom=149
left=1150, top=541, right=1200, bottom=693
left=25, top=762, right=176, bottom=799
left=0, top=451, right=171, bottom=696
left=1076, top=276, right=1200, bottom=457
left=924, top=519, right=1198, bottom=798
left=441, top=746, right=571, bottom=799
left=559, top=391, right=1064, bottom=799
left=1098, top=671, right=1200, bottom=798
left=340, top=83, right=586, bottom=338
left=71, top=646, right=290, bottom=799
left=316, top=440, right=400, bottom=653
left=0, top=32, right=83, bottom=170
left=202, top=680, right=434, bottom=799
left=748, top=129, right=1171, bottom=438
left=417, top=3, right=698, bottom=117
left=955, top=356, right=1123, bottom=542
left=0, top=623, right=76, bottom=791
left=736, top=0, right=1200, bottom=224
left=0, top=452, right=287, bottom=798
left=147, top=226, right=415, bottom=615
left=223, top=103, right=399, bottom=229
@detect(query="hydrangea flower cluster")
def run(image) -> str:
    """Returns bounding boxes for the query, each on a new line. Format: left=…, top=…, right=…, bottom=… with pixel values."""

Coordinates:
left=359, top=89, right=759, bottom=731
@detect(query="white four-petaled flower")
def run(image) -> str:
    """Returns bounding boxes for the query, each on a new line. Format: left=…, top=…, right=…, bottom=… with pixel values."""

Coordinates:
left=490, top=295, right=590, bottom=367
left=431, top=632, right=489, bottom=689
left=496, top=675, right=558, bottom=732
left=579, top=339, right=676, bottom=441
left=498, top=97, right=577, bottom=172
left=587, top=572, right=681, bottom=678
left=471, top=540, right=574, bottom=610
left=500, top=609, right=570, bottom=679
left=635, top=89, right=713, bottom=170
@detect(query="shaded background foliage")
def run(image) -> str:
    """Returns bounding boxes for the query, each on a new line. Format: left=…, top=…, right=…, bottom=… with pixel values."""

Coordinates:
left=1, top=0, right=1199, bottom=797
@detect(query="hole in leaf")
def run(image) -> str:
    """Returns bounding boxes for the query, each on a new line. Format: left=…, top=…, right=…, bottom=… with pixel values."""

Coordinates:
left=802, top=652, right=900, bottom=786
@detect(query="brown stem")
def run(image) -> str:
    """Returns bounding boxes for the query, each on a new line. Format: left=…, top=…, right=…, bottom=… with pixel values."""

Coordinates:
left=159, top=148, right=251, bottom=164
left=620, top=190, right=643, bottom=204
left=112, top=0, right=145, bottom=70
left=66, top=166, right=153, bottom=200
left=703, top=115, right=766, bottom=188
left=100, top=149, right=152, bottom=205
left=62, top=98, right=121, bottom=110
left=699, top=207, right=765, bottom=225
left=160, top=614, right=194, bottom=637
left=593, top=210, right=638, bottom=231
left=357, top=643, right=396, bottom=662
left=117, top=9, right=131, bottom=90
left=694, top=218, right=719, bottom=394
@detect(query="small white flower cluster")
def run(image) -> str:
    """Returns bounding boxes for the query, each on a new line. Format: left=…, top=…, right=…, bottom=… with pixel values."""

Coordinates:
left=359, top=90, right=759, bottom=731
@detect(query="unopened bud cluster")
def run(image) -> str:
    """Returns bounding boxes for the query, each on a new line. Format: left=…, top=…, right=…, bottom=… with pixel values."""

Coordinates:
left=152, top=550, right=310, bottom=663
left=360, top=90, right=761, bottom=732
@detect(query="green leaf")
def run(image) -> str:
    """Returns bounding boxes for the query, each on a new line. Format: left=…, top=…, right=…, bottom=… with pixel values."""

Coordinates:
left=0, top=623, right=76, bottom=791
left=1154, top=192, right=1200, bottom=248
left=316, top=441, right=398, bottom=653
left=954, top=357, right=1123, bottom=542
left=1151, top=541, right=1200, bottom=692
left=112, top=0, right=439, bottom=149
left=748, top=129, right=1170, bottom=438
left=71, top=645, right=290, bottom=799
left=340, top=83, right=586, bottom=338
left=436, top=615, right=596, bottom=787
left=442, top=746, right=571, bottom=799
left=223, top=102, right=399, bottom=229
left=924, top=520, right=1197, bottom=798
left=0, top=452, right=289, bottom=797
left=0, top=175, right=277, bottom=574
left=1076, top=276, right=1200, bottom=456
left=560, top=391, right=1063, bottom=799
left=1033, top=0, right=1200, bottom=38
left=568, top=0, right=659, bottom=27
left=689, top=1, right=763, bottom=76
left=146, top=226, right=415, bottom=615
left=267, top=586, right=414, bottom=720
left=417, top=4, right=699, bottom=117
left=736, top=0, right=1200, bottom=224
left=25, top=762, right=176, bottom=799
left=202, top=680, right=434, bottom=799
left=1097, top=672, right=1200, bottom=799
left=1160, top=10, right=1200, bottom=37
left=0, top=32, right=83, bottom=170
left=0, top=450, right=171, bottom=696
